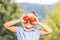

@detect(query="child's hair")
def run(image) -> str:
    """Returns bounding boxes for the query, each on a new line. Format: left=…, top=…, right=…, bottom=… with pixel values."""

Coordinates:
left=31, top=11, right=37, bottom=16
left=27, top=11, right=37, bottom=16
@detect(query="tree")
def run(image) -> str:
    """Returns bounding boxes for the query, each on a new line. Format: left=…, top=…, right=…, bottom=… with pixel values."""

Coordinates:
left=0, top=0, right=22, bottom=40
left=41, top=2, right=60, bottom=40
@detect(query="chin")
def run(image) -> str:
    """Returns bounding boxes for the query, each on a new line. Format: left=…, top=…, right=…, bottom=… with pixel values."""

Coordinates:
left=25, top=26, right=33, bottom=29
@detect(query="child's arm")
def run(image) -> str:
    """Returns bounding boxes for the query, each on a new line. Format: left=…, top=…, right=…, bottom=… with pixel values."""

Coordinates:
left=35, top=17, right=53, bottom=35
left=4, top=14, right=25, bottom=33
left=37, top=22, right=53, bottom=35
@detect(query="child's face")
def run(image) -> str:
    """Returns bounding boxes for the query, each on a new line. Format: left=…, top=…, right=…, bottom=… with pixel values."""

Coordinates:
left=24, top=21, right=34, bottom=29
left=23, top=12, right=36, bottom=29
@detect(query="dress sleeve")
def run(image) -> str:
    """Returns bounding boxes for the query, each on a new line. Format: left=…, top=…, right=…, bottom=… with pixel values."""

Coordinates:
left=15, top=26, right=23, bottom=35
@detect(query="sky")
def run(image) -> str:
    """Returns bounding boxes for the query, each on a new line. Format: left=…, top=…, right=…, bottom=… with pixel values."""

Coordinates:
left=11, top=0, right=60, bottom=4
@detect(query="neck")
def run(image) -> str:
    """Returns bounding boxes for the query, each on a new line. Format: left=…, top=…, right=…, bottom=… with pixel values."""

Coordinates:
left=25, top=27, right=33, bottom=31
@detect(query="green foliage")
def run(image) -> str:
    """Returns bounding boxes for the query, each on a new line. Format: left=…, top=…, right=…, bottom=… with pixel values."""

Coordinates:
left=0, top=0, right=60, bottom=40
left=41, top=2, right=60, bottom=40
left=0, top=0, right=22, bottom=40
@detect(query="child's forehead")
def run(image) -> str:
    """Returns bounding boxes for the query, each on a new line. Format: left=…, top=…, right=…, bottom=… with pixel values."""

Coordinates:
left=25, top=13, right=36, bottom=17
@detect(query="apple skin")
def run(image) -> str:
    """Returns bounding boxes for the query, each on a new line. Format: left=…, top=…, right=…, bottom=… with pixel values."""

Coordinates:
left=23, top=16, right=36, bottom=22
left=30, top=16, right=36, bottom=22
left=23, top=16, right=29, bottom=21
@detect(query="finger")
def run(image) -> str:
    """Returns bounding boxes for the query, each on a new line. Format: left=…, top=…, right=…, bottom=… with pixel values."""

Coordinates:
left=20, top=14, right=26, bottom=20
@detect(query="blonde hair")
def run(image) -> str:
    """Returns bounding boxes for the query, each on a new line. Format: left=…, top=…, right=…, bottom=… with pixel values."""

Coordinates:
left=25, top=11, right=37, bottom=16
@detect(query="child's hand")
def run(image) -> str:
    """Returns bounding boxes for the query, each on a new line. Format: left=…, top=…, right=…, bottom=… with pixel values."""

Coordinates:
left=18, top=14, right=26, bottom=23
left=35, top=17, right=40, bottom=24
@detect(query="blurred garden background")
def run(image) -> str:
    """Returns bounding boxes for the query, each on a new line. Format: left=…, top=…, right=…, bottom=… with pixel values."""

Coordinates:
left=0, top=0, right=60, bottom=40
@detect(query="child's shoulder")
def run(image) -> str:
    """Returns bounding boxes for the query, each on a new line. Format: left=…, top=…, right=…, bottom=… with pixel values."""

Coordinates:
left=15, top=26, right=23, bottom=31
left=34, top=25, right=41, bottom=30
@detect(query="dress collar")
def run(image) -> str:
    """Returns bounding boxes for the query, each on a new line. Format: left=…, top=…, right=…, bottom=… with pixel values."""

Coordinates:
left=23, top=27, right=35, bottom=32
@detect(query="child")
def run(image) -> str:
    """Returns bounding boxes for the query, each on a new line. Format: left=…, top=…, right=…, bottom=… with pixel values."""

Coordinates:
left=4, top=11, right=53, bottom=40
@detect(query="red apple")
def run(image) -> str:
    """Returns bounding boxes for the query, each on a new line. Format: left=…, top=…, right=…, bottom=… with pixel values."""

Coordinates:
left=23, top=16, right=29, bottom=21
left=30, top=16, right=36, bottom=22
